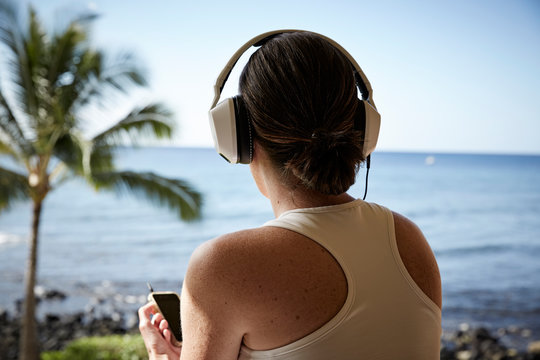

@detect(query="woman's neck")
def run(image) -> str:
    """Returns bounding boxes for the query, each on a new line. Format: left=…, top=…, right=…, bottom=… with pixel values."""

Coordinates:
left=265, top=173, right=355, bottom=218
left=250, top=143, right=356, bottom=217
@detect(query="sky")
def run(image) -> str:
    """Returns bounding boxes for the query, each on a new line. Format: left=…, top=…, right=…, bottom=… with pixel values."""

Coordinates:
left=16, top=0, right=540, bottom=154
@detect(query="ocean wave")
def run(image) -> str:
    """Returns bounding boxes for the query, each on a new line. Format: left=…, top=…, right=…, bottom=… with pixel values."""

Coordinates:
left=435, top=244, right=508, bottom=256
left=434, top=243, right=539, bottom=257
left=0, top=233, right=26, bottom=246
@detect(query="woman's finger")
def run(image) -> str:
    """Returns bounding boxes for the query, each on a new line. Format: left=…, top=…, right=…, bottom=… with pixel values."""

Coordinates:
left=151, top=312, right=164, bottom=326
left=162, top=328, right=172, bottom=343
left=138, top=302, right=157, bottom=330
left=159, top=318, right=169, bottom=332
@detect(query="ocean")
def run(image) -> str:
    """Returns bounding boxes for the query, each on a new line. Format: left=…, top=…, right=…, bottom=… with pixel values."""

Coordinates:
left=1, top=147, right=539, bottom=338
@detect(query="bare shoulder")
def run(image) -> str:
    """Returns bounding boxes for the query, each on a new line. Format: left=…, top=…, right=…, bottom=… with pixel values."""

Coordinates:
left=183, top=226, right=347, bottom=350
left=180, top=228, right=269, bottom=359
left=184, top=227, right=285, bottom=315
left=186, top=227, right=277, bottom=279
left=392, top=212, right=442, bottom=309
left=185, top=225, right=342, bottom=307
left=184, top=228, right=265, bottom=304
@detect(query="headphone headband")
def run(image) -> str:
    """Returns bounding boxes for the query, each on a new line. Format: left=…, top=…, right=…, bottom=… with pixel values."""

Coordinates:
left=210, top=29, right=377, bottom=110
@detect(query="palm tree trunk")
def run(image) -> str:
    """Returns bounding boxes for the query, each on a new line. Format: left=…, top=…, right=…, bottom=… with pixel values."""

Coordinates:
left=18, top=199, right=42, bottom=360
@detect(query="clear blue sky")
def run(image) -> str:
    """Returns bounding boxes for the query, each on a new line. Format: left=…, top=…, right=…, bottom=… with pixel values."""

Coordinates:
left=22, top=0, right=540, bottom=154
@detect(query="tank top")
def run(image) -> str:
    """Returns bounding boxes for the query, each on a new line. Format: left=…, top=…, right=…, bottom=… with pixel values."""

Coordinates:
left=238, top=199, right=441, bottom=360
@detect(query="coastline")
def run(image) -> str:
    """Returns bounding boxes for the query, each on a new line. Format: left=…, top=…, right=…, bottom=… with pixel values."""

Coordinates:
left=1, top=289, right=539, bottom=360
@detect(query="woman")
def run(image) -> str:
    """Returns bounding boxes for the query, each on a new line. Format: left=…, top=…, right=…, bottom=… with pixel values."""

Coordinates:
left=139, top=30, right=442, bottom=360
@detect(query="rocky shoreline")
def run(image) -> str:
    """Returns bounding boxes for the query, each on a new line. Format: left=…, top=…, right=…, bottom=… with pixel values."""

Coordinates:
left=0, top=307, right=140, bottom=359
left=1, top=289, right=540, bottom=360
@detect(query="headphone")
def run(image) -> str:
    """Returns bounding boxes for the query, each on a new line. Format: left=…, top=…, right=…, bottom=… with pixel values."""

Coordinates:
left=208, top=29, right=381, bottom=165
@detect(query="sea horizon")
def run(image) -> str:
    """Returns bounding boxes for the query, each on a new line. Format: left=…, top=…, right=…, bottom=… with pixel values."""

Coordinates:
left=112, top=144, right=540, bottom=157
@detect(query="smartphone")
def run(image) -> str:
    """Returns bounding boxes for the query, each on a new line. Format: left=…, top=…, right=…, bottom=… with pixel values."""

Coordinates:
left=147, top=291, right=182, bottom=345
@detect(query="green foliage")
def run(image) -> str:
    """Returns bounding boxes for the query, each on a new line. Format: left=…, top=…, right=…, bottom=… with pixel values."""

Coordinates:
left=92, top=104, right=174, bottom=146
left=41, top=335, right=147, bottom=360
left=92, top=171, right=202, bottom=221
left=0, top=1, right=202, bottom=218
left=0, top=166, right=29, bottom=211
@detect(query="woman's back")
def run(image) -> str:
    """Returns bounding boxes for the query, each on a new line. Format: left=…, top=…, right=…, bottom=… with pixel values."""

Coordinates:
left=181, top=199, right=441, bottom=359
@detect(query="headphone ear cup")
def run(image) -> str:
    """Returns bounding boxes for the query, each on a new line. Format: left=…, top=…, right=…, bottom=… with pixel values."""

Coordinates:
left=232, top=96, right=253, bottom=164
left=356, top=100, right=381, bottom=158
left=354, top=99, right=366, bottom=135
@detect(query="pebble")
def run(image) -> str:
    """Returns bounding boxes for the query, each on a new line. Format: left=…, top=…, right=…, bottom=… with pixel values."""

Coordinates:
left=529, top=341, right=540, bottom=354
left=441, top=325, right=540, bottom=360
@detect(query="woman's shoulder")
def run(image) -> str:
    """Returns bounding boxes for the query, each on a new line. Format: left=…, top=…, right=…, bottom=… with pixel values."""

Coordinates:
left=184, top=227, right=294, bottom=302
left=186, top=228, right=346, bottom=319
left=188, top=227, right=284, bottom=274
left=391, top=211, right=442, bottom=309
left=179, top=227, right=289, bottom=358
left=184, top=226, right=348, bottom=349
left=186, top=226, right=323, bottom=288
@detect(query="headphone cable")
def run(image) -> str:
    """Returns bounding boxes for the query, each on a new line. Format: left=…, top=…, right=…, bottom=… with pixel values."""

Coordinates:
left=362, top=155, right=371, bottom=200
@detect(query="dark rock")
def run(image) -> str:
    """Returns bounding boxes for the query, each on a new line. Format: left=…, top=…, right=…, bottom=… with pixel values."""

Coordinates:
left=45, top=313, right=61, bottom=323
left=43, top=289, right=67, bottom=301
left=475, top=327, right=497, bottom=342
left=14, top=299, right=22, bottom=314
left=34, top=286, right=67, bottom=301
left=0, top=307, right=9, bottom=323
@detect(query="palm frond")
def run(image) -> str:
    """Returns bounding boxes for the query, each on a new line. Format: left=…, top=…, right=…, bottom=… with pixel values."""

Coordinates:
left=47, top=19, right=87, bottom=91
left=26, top=7, right=46, bottom=72
left=52, top=131, right=114, bottom=177
left=101, top=52, right=147, bottom=90
left=0, top=133, right=23, bottom=163
left=0, top=136, right=14, bottom=155
left=57, top=49, right=102, bottom=112
left=91, top=171, right=202, bottom=221
left=0, top=165, right=30, bottom=211
left=0, top=5, right=39, bottom=118
left=66, top=51, right=147, bottom=115
left=0, top=86, right=31, bottom=154
left=0, top=0, right=19, bottom=54
left=92, top=103, right=173, bottom=146
left=0, top=136, right=11, bottom=153
left=89, top=141, right=114, bottom=173
left=52, top=131, right=84, bottom=174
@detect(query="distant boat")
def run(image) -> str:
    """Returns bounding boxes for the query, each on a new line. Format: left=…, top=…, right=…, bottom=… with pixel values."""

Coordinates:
left=425, top=155, right=436, bottom=166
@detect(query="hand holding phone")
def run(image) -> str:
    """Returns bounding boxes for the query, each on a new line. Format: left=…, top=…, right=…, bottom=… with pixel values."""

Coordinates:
left=147, top=283, right=182, bottom=346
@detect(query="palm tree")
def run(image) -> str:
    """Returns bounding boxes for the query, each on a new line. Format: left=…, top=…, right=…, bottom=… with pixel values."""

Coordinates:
left=0, top=2, right=202, bottom=359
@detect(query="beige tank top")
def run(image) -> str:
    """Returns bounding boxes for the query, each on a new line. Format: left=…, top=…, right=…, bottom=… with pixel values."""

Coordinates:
left=238, top=199, right=441, bottom=360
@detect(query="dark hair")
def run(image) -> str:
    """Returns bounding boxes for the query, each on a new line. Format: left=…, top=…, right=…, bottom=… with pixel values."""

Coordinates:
left=239, top=32, right=365, bottom=195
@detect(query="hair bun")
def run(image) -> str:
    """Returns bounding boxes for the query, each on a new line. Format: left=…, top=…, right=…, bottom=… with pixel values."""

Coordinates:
left=310, top=129, right=334, bottom=150
left=311, top=129, right=329, bottom=140
left=285, top=129, right=364, bottom=195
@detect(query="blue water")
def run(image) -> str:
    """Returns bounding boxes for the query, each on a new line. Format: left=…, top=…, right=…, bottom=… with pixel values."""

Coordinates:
left=1, top=148, right=539, bottom=336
